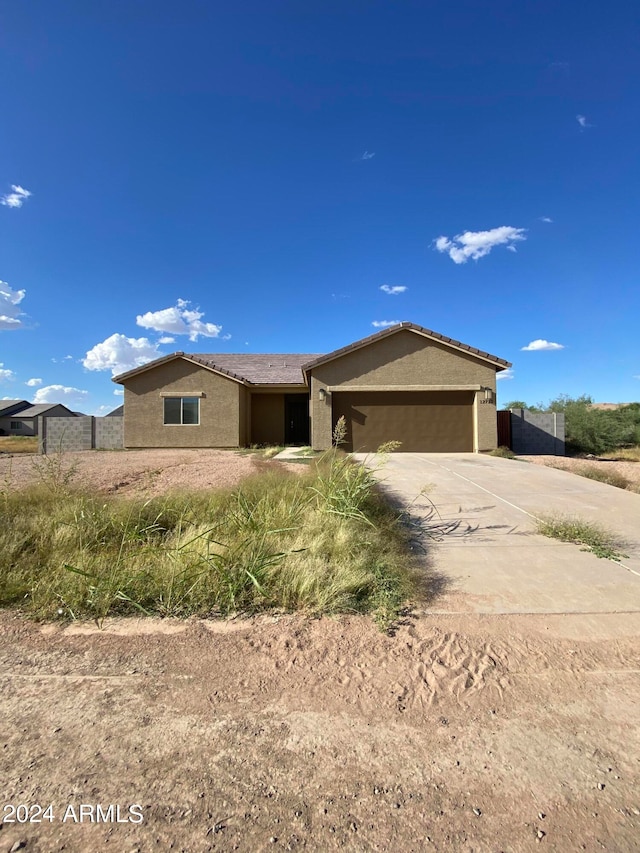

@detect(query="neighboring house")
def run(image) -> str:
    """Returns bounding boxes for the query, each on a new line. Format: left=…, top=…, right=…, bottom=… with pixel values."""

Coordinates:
left=0, top=400, right=78, bottom=436
left=105, top=405, right=124, bottom=417
left=113, top=322, right=511, bottom=453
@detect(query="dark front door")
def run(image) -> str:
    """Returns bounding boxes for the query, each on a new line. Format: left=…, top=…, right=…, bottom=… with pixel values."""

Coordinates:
left=285, top=395, right=310, bottom=444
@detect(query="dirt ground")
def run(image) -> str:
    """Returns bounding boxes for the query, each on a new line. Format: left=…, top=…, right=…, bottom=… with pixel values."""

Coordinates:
left=0, top=449, right=295, bottom=496
left=1, top=450, right=640, bottom=852
left=519, top=454, right=640, bottom=491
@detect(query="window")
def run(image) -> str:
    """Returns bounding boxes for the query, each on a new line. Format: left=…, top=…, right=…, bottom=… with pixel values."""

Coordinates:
left=10, top=421, right=22, bottom=431
left=164, top=397, right=200, bottom=425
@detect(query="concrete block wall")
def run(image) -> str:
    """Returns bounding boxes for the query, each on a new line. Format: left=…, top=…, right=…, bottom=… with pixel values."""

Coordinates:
left=510, top=409, right=565, bottom=456
left=95, top=417, right=125, bottom=450
left=39, top=416, right=124, bottom=453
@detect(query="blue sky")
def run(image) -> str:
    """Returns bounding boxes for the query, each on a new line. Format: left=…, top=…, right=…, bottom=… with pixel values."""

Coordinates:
left=1, top=0, right=639, bottom=414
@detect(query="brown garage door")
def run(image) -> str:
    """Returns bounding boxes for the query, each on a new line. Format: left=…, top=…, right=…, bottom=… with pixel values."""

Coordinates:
left=332, top=391, right=474, bottom=452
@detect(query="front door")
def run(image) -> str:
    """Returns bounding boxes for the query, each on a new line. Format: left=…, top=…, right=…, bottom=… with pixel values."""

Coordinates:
left=285, top=395, right=310, bottom=444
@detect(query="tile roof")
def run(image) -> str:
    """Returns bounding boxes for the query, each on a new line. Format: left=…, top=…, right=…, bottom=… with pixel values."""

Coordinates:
left=191, top=353, right=322, bottom=385
left=112, top=322, right=511, bottom=386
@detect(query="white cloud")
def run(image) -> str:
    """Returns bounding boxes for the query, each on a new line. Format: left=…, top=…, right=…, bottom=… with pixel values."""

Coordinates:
left=136, top=299, right=222, bottom=342
left=576, top=114, right=592, bottom=129
left=497, top=368, right=515, bottom=381
left=113, top=389, right=124, bottom=396
left=0, top=281, right=26, bottom=330
left=359, top=151, right=375, bottom=160
left=521, top=339, right=565, bottom=351
left=435, top=226, right=526, bottom=264
left=540, top=216, right=553, bottom=223
left=25, top=377, right=42, bottom=387
left=372, top=320, right=400, bottom=328
left=83, top=333, right=163, bottom=375
left=33, top=384, right=89, bottom=405
left=380, top=285, right=407, bottom=295
left=157, top=336, right=175, bottom=344
left=0, top=363, right=15, bottom=382
left=1, top=184, right=31, bottom=208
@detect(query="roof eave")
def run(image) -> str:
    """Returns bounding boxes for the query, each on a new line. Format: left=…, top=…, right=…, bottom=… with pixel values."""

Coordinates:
left=112, top=352, right=250, bottom=386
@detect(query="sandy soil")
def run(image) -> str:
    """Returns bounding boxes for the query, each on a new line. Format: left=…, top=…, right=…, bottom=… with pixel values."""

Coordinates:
left=519, top=454, right=640, bottom=490
left=0, top=449, right=295, bottom=496
left=1, top=611, right=639, bottom=852
left=1, top=450, right=639, bottom=851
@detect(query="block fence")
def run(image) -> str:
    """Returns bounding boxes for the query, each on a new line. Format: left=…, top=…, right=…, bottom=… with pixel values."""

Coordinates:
left=37, top=410, right=564, bottom=455
left=38, top=416, right=124, bottom=453
left=509, top=409, right=565, bottom=456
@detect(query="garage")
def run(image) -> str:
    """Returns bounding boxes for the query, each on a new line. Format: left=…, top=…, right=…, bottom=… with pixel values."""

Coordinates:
left=332, top=390, right=474, bottom=452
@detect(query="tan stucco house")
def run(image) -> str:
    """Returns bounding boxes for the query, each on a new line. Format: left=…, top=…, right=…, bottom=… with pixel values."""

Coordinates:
left=112, top=322, right=511, bottom=453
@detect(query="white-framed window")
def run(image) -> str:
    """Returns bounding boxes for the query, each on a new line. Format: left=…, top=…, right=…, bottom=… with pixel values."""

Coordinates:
left=163, top=396, right=200, bottom=425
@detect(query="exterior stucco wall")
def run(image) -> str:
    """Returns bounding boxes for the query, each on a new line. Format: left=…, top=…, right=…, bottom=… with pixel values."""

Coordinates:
left=122, top=359, right=243, bottom=448
left=309, top=330, right=498, bottom=451
left=238, top=387, right=249, bottom=447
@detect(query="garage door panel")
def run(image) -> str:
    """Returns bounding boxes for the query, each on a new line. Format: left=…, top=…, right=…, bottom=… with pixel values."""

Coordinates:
left=332, top=391, right=473, bottom=452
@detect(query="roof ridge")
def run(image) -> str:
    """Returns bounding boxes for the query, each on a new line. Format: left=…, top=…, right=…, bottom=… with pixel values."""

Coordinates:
left=302, top=322, right=511, bottom=372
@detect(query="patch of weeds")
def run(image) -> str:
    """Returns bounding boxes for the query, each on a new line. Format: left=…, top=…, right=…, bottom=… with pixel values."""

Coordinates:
left=0, top=455, right=13, bottom=503
left=488, top=446, right=517, bottom=459
left=536, top=514, right=628, bottom=561
left=0, top=450, right=418, bottom=627
left=30, top=439, right=79, bottom=494
left=573, top=465, right=631, bottom=490
left=308, top=419, right=400, bottom=527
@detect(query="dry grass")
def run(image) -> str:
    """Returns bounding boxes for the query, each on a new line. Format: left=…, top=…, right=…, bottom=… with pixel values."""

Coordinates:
left=599, top=445, right=640, bottom=462
left=0, top=436, right=38, bottom=454
left=488, top=446, right=517, bottom=459
left=573, top=465, right=631, bottom=491
left=0, top=453, right=417, bottom=626
left=520, top=454, right=640, bottom=495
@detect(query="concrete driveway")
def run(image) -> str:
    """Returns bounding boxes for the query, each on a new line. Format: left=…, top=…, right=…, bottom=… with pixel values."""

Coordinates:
left=357, top=453, right=640, bottom=615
